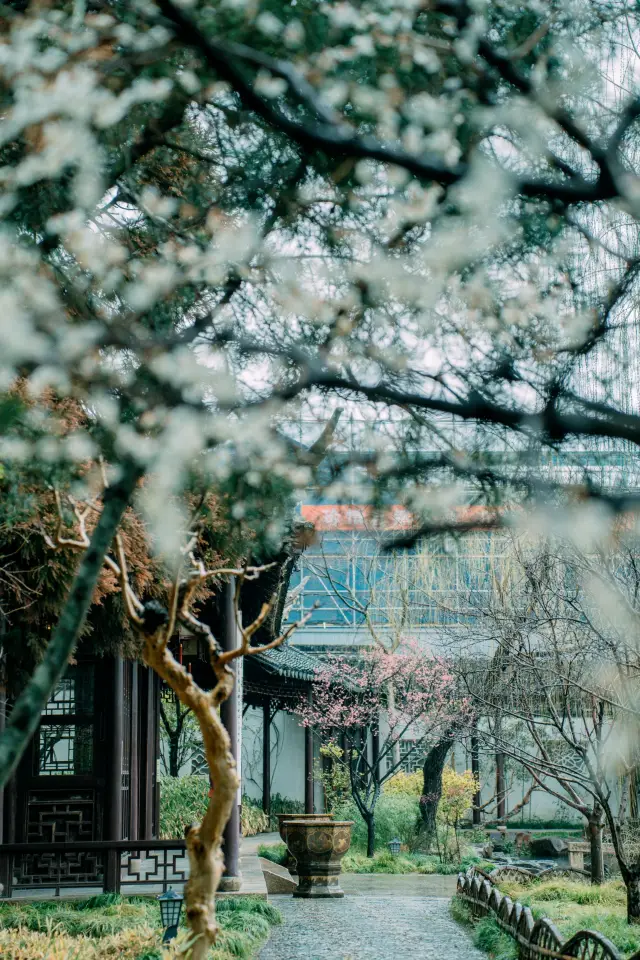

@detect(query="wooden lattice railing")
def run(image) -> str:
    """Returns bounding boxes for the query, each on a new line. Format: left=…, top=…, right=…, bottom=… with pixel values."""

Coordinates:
left=457, top=869, right=640, bottom=960
left=0, top=840, right=188, bottom=898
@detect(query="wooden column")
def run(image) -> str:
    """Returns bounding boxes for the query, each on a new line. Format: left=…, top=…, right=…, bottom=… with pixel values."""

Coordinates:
left=262, top=699, right=271, bottom=817
left=130, top=662, right=139, bottom=841
left=0, top=672, right=6, bottom=894
left=471, top=734, right=481, bottom=825
left=105, top=655, right=124, bottom=892
left=304, top=687, right=314, bottom=814
left=153, top=672, right=160, bottom=837
left=139, top=666, right=155, bottom=840
left=220, top=578, right=241, bottom=888
left=0, top=681, right=5, bottom=845
left=108, top=655, right=124, bottom=840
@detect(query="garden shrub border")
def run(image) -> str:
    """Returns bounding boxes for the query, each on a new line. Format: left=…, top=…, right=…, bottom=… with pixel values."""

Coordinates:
left=457, top=868, right=640, bottom=960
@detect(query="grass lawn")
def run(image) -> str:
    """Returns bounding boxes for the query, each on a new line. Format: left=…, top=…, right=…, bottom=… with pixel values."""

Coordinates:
left=450, top=898, right=518, bottom=960
left=0, top=894, right=281, bottom=960
left=497, top=877, right=640, bottom=956
left=452, top=877, right=640, bottom=959
left=258, top=841, right=483, bottom=875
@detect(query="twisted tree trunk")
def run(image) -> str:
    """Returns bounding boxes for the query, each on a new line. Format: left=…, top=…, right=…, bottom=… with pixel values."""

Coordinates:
left=143, top=620, right=237, bottom=960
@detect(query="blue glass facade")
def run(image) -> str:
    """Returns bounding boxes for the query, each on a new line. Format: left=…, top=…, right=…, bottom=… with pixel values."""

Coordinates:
left=287, top=529, right=502, bottom=628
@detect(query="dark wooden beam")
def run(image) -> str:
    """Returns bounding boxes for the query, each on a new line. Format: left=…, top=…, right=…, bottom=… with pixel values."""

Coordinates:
left=262, top=699, right=271, bottom=817
left=304, top=687, right=314, bottom=814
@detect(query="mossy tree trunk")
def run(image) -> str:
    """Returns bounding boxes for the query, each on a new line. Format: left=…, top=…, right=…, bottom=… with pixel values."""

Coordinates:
left=624, top=872, right=640, bottom=924
left=365, top=811, right=376, bottom=858
left=419, top=738, right=452, bottom=851
left=588, top=809, right=604, bottom=885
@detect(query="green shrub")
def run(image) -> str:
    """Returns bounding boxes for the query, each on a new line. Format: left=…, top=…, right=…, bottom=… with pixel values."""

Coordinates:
left=461, top=827, right=489, bottom=843
left=258, top=842, right=288, bottom=866
left=267, top=793, right=305, bottom=831
left=341, top=848, right=481, bottom=875
left=505, top=818, right=581, bottom=830
left=335, top=794, right=420, bottom=851
left=383, top=771, right=422, bottom=796
left=159, top=774, right=209, bottom=839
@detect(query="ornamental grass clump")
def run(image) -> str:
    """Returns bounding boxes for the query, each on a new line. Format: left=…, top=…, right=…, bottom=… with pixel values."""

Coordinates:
left=159, top=775, right=210, bottom=839
left=240, top=797, right=270, bottom=837
left=473, top=917, right=519, bottom=960
left=0, top=895, right=281, bottom=960
left=450, top=898, right=519, bottom=960
left=492, top=877, right=640, bottom=955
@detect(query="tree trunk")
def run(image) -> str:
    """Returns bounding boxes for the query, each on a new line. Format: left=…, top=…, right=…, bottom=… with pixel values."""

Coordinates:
left=419, top=738, right=451, bottom=850
left=0, top=460, right=140, bottom=789
left=169, top=736, right=180, bottom=778
left=471, top=734, right=481, bottom=825
left=496, top=752, right=506, bottom=821
left=365, top=812, right=375, bottom=857
left=144, top=633, right=238, bottom=960
left=626, top=875, right=640, bottom=924
left=588, top=812, right=604, bottom=885
left=387, top=682, right=401, bottom=770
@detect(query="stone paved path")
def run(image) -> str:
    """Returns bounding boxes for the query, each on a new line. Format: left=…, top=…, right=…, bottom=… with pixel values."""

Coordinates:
left=258, top=895, right=484, bottom=960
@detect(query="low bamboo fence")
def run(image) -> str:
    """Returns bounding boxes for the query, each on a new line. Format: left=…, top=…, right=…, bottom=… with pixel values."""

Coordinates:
left=456, top=867, right=640, bottom=960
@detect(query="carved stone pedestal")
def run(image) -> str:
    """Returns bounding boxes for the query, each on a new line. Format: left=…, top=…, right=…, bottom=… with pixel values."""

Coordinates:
left=277, top=813, right=335, bottom=876
left=282, top=819, right=353, bottom=899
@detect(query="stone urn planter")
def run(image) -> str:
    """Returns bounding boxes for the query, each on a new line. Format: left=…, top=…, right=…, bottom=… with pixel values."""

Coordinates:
left=282, top=819, right=354, bottom=898
left=276, top=813, right=334, bottom=876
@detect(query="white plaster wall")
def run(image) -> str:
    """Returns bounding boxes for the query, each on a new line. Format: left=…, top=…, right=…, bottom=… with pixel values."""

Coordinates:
left=242, top=707, right=323, bottom=809
left=242, top=702, right=616, bottom=825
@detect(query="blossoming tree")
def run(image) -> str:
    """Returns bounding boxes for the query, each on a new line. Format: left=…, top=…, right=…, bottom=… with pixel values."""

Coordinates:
left=1, top=0, right=640, bottom=948
left=296, top=643, right=468, bottom=856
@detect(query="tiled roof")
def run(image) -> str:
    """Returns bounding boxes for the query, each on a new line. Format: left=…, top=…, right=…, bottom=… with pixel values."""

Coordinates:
left=251, top=644, right=320, bottom=681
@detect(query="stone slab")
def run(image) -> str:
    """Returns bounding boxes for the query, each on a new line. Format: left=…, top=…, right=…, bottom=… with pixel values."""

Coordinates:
left=259, top=857, right=297, bottom=895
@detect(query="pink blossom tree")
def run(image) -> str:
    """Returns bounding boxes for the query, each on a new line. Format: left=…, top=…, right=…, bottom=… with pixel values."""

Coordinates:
left=296, top=643, right=468, bottom=856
